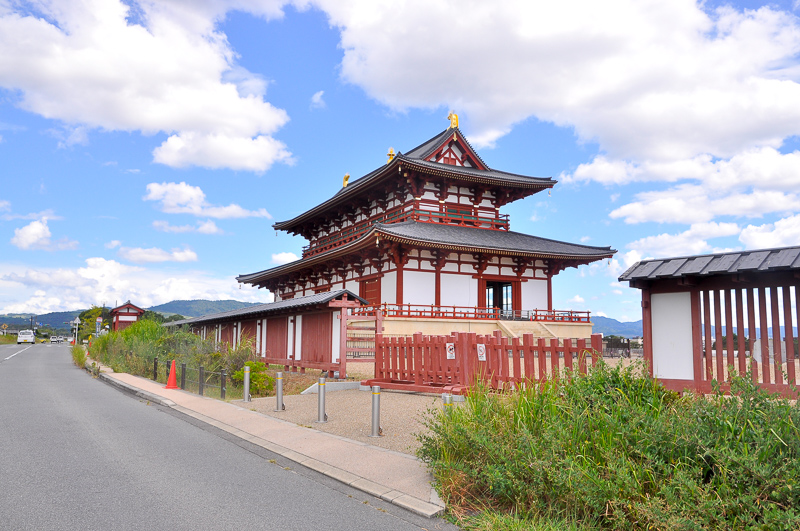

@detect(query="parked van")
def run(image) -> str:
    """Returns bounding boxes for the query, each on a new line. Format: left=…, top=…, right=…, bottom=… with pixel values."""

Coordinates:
left=17, top=330, right=35, bottom=344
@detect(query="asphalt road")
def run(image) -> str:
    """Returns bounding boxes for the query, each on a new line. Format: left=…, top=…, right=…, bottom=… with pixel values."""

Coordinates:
left=0, top=343, right=458, bottom=530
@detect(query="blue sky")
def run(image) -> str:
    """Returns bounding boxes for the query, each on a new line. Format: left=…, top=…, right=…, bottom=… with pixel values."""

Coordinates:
left=2, top=0, right=800, bottom=322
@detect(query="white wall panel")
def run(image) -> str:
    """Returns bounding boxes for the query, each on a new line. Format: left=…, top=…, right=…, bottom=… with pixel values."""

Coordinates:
left=403, top=271, right=436, bottom=305
left=441, top=274, right=477, bottom=307
left=382, top=271, right=397, bottom=304
left=521, top=279, right=548, bottom=309
left=651, top=292, right=693, bottom=380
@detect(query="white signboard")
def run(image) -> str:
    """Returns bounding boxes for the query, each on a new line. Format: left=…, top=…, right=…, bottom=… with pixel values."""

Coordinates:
left=446, top=343, right=455, bottom=360
left=477, top=344, right=486, bottom=361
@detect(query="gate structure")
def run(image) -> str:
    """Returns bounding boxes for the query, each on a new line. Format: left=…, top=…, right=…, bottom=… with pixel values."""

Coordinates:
left=363, top=330, right=603, bottom=394
left=620, top=246, right=800, bottom=397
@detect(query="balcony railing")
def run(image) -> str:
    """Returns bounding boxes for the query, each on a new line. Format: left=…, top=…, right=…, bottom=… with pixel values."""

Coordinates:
left=302, top=204, right=510, bottom=258
left=350, top=304, right=591, bottom=323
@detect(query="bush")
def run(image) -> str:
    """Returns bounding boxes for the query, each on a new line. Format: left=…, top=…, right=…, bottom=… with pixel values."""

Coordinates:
left=71, top=345, right=86, bottom=368
left=232, top=361, right=274, bottom=397
left=418, top=362, right=800, bottom=530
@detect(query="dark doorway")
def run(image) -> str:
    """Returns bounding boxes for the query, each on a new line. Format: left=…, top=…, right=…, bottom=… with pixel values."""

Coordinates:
left=485, top=281, right=513, bottom=314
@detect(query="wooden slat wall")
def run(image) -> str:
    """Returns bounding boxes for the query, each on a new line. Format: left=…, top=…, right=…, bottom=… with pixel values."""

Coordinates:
left=696, top=284, right=798, bottom=395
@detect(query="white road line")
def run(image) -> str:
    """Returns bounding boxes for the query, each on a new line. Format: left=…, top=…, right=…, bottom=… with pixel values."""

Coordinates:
left=3, top=345, right=33, bottom=361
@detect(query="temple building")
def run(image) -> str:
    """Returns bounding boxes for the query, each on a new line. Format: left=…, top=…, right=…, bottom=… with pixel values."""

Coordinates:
left=237, top=117, right=615, bottom=338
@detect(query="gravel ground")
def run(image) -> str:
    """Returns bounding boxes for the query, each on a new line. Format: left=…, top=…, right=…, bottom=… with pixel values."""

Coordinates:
left=243, top=388, right=449, bottom=456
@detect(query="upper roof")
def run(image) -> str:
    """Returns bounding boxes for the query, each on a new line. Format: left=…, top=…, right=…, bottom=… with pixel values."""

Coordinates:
left=618, top=246, right=800, bottom=283
left=237, top=221, right=615, bottom=286
left=110, top=300, right=145, bottom=314
left=164, top=290, right=366, bottom=326
left=273, top=127, right=554, bottom=232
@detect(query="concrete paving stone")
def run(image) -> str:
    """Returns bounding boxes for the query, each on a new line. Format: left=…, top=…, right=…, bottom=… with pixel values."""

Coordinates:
left=391, top=494, right=445, bottom=517
left=350, top=478, right=393, bottom=498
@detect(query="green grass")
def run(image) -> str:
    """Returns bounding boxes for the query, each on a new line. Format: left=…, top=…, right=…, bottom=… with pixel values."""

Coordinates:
left=71, top=345, right=87, bottom=368
left=418, top=361, right=800, bottom=530
left=0, top=334, right=15, bottom=344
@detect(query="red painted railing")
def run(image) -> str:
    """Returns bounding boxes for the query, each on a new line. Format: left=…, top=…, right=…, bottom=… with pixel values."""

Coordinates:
left=363, top=331, right=603, bottom=394
left=351, top=304, right=591, bottom=323
left=302, top=204, right=510, bottom=258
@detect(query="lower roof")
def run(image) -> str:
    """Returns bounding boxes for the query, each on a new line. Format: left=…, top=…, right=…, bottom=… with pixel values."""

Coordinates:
left=237, top=221, right=615, bottom=285
left=164, top=290, right=366, bottom=327
left=619, top=246, right=800, bottom=283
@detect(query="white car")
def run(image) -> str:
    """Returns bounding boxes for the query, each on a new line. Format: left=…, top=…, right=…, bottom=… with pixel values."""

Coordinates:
left=17, top=330, right=35, bottom=344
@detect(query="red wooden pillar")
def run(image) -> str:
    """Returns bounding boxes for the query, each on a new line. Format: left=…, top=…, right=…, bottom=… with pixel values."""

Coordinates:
left=434, top=268, right=441, bottom=307
left=546, top=270, right=553, bottom=311
left=641, top=288, right=653, bottom=376
left=690, top=289, right=703, bottom=392
left=396, top=263, right=403, bottom=306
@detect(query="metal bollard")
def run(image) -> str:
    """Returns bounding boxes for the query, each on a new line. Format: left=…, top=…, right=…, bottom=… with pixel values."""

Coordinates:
left=442, top=393, right=454, bottom=415
left=199, top=366, right=205, bottom=396
left=153, top=357, right=158, bottom=381
left=243, top=366, right=251, bottom=402
left=316, top=377, right=327, bottom=423
left=369, top=385, right=383, bottom=437
left=274, top=371, right=285, bottom=411
left=180, top=363, right=186, bottom=389
left=221, top=369, right=227, bottom=400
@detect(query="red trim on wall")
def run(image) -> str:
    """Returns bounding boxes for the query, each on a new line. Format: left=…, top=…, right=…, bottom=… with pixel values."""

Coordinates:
left=641, top=289, right=653, bottom=376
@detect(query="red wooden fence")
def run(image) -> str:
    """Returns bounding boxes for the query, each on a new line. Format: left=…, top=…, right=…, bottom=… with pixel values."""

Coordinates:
left=363, top=331, right=603, bottom=394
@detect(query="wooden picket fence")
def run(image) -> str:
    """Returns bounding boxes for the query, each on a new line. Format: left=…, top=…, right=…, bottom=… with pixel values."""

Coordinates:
left=363, top=331, right=603, bottom=394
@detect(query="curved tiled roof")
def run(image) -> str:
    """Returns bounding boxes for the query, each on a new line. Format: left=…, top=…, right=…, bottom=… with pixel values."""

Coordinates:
left=237, top=221, right=615, bottom=285
left=164, top=290, right=366, bottom=326
left=618, top=246, right=800, bottom=282
left=273, top=128, right=553, bottom=232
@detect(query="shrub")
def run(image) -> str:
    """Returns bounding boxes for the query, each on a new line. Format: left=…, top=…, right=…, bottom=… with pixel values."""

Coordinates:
left=418, top=362, right=800, bottom=530
left=232, top=361, right=274, bottom=397
left=71, top=345, right=86, bottom=368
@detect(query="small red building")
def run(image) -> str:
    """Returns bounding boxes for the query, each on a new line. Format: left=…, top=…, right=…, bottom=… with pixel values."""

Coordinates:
left=110, top=301, right=145, bottom=332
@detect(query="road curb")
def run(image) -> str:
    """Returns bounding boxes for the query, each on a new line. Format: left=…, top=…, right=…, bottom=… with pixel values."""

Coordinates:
left=98, top=373, right=177, bottom=408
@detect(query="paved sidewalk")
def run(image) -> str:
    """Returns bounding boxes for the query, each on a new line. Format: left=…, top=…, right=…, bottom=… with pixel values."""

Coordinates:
left=94, top=366, right=445, bottom=517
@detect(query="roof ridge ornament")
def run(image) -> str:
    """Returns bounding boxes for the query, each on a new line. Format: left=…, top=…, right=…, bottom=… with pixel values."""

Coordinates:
left=342, top=173, right=350, bottom=188
left=387, top=147, right=395, bottom=164
left=447, top=111, right=458, bottom=129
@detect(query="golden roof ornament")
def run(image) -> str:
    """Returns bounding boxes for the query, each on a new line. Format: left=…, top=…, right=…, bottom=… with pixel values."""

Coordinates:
left=387, top=147, right=395, bottom=164
left=342, top=173, right=350, bottom=188
left=447, top=111, right=459, bottom=129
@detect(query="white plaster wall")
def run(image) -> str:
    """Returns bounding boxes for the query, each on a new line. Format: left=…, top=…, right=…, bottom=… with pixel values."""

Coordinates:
left=293, top=315, right=303, bottom=360
left=441, top=274, right=477, bottom=307
left=331, top=311, right=341, bottom=363
left=286, top=318, right=294, bottom=358
left=118, top=315, right=138, bottom=322
left=521, top=279, right=548, bottom=309
left=382, top=271, right=397, bottom=304
left=344, top=280, right=359, bottom=293
left=651, top=292, right=694, bottom=380
left=404, top=270, right=436, bottom=305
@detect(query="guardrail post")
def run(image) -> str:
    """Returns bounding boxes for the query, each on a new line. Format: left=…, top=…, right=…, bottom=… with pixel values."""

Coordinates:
left=316, top=377, right=327, bottom=423
left=153, top=357, right=158, bottom=381
left=221, top=369, right=227, bottom=400
left=274, top=371, right=285, bottom=411
left=199, top=366, right=205, bottom=396
left=243, top=365, right=250, bottom=402
left=442, top=393, right=454, bottom=415
left=369, top=385, right=382, bottom=437
left=180, top=363, right=186, bottom=389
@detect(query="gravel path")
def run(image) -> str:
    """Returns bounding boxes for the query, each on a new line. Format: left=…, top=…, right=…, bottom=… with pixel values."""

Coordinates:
left=243, top=388, right=448, bottom=456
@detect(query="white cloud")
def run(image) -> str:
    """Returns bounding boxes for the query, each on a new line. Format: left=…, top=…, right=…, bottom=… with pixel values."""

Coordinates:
left=740, top=214, right=800, bottom=249
left=626, top=222, right=741, bottom=258
left=271, top=251, right=299, bottom=264
left=10, top=218, right=78, bottom=251
left=0, top=256, right=272, bottom=313
left=0, top=199, right=10, bottom=211
left=310, top=90, right=326, bottom=109
left=144, top=182, right=271, bottom=218
left=153, top=219, right=223, bottom=234
left=105, top=240, right=121, bottom=249
left=567, top=295, right=585, bottom=304
left=118, top=246, right=198, bottom=263
left=0, top=0, right=291, bottom=172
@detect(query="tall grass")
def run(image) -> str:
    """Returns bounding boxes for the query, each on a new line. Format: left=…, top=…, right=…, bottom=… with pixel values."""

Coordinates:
left=419, top=362, right=800, bottom=530
left=71, top=345, right=87, bottom=368
left=88, top=321, right=256, bottom=391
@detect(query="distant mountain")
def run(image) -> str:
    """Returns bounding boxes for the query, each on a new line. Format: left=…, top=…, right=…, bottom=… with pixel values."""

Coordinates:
left=147, top=299, right=259, bottom=318
left=592, top=316, right=643, bottom=338
left=0, top=310, right=81, bottom=330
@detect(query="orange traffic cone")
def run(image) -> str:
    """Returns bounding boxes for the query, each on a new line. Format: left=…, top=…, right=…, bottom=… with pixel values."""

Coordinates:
left=164, top=359, right=179, bottom=389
